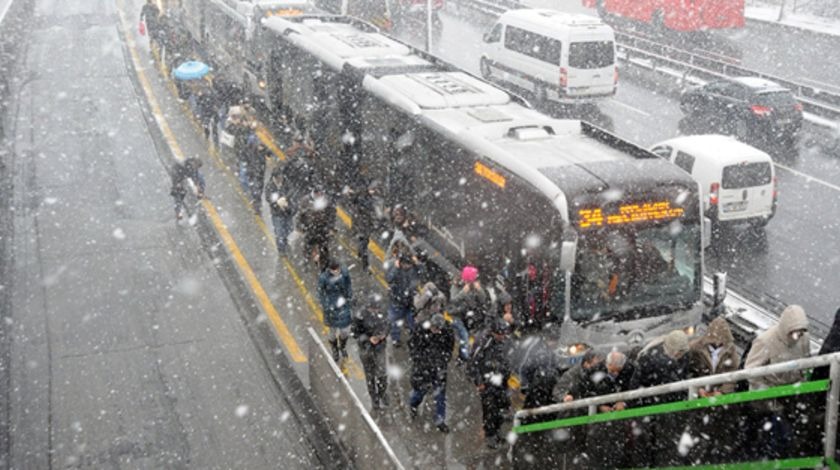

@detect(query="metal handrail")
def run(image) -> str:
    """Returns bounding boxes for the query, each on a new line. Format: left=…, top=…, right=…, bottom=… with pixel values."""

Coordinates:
left=514, top=351, right=840, bottom=461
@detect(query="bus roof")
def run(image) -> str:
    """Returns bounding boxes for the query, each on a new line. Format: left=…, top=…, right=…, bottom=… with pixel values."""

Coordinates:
left=264, top=15, right=695, bottom=217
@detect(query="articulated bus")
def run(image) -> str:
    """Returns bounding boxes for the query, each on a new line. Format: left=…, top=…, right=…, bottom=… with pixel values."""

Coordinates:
left=582, top=0, right=745, bottom=31
left=260, top=15, right=713, bottom=356
left=174, top=0, right=320, bottom=102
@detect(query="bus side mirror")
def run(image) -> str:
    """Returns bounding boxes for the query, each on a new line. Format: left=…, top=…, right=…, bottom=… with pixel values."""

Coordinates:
left=713, top=272, right=727, bottom=307
left=703, top=217, right=712, bottom=249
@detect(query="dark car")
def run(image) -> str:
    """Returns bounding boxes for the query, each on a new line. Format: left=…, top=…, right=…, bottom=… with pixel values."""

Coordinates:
left=679, top=77, right=803, bottom=149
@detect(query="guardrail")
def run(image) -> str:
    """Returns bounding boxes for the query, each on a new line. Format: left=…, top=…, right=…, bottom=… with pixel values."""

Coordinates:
left=452, top=0, right=840, bottom=122
left=513, top=351, right=840, bottom=467
left=306, top=328, right=406, bottom=470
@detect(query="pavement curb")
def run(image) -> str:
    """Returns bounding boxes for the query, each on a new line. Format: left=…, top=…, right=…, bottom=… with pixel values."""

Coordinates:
left=113, top=14, right=352, bottom=469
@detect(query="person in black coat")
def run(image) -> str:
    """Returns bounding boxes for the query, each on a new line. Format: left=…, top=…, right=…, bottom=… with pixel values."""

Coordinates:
left=352, top=294, right=390, bottom=410
left=385, top=253, right=420, bottom=346
left=350, top=179, right=381, bottom=272
left=469, top=318, right=514, bottom=449
left=408, top=314, right=455, bottom=433
left=629, top=331, right=691, bottom=467
left=264, top=167, right=296, bottom=254
left=245, top=140, right=268, bottom=214
left=170, top=158, right=205, bottom=221
left=297, top=187, right=336, bottom=271
left=139, top=0, right=160, bottom=47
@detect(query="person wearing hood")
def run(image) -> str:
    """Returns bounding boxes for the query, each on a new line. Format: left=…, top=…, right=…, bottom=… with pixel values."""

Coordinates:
left=264, top=167, right=296, bottom=254
left=413, top=282, right=447, bottom=326
left=317, top=259, right=353, bottom=362
left=385, top=253, right=420, bottom=347
left=744, top=305, right=810, bottom=459
left=352, top=294, right=389, bottom=410
left=687, top=317, right=740, bottom=395
left=745, top=305, right=810, bottom=389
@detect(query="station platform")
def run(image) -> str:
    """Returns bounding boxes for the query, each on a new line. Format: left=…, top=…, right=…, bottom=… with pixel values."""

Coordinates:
left=118, top=0, right=514, bottom=466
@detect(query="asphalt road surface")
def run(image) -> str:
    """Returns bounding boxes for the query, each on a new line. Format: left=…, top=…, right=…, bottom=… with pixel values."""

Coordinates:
left=1, top=0, right=337, bottom=467
left=396, top=8, right=840, bottom=327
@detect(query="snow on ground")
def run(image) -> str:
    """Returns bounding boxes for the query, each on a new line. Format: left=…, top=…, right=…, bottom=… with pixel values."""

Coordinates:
left=746, top=1, right=840, bottom=37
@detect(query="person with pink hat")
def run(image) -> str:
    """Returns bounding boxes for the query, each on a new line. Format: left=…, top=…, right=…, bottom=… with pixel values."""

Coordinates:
left=448, top=265, right=489, bottom=360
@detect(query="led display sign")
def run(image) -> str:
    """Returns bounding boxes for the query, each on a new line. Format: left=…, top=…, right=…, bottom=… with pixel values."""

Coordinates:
left=474, top=161, right=506, bottom=189
left=578, top=201, right=684, bottom=228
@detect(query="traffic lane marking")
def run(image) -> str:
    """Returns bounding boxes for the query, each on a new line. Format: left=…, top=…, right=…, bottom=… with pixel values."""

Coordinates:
left=117, top=0, right=306, bottom=363
left=608, top=98, right=652, bottom=117
left=775, top=162, right=840, bottom=193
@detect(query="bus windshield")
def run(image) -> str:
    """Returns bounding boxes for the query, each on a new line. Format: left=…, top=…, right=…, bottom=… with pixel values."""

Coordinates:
left=570, top=222, right=701, bottom=322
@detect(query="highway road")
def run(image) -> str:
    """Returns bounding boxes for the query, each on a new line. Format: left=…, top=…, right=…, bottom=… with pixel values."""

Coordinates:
left=394, top=7, right=840, bottom=327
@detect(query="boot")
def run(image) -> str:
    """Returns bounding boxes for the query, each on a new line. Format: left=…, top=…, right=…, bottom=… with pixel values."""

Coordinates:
left=338, top=337, right=349, bottom=359
left=329, top=340, right=340, bottom=362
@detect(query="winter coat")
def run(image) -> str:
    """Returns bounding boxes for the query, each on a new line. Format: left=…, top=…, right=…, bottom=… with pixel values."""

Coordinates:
left=298, top=193, right=336, bottom=241
left=140, top=3, right=160, bottom=30
left=170, top=161, right=205, bottom=198
left=245, top=141, right=267, bottom=183
left=593, top=361, right=638, bottom=398
left=352, top=307, right=389, bottom=355
left=350, top=189, right=378, bottom=237
left=227, top=120, right=251, bottom=161
left=449, top=284, right=489, bottom=330
left=634, top=344, right=688, bottom=404
left=813, top=308, right=840, bottom=381
left=555, top=362, right=604, bottom=401
left=686, top=317, right=740, bottom=393
left=196, top=90, right=216, bottom=125
left=468, top=332, right=512, bottom=391
left=264, top=175, right=296, bottom=218
left=317, top=268, right=352, bottom=328
left=409, top=325, right=455, bottom=389
left=386, top=263, right=419, bottom=308
left=413, top=282, right=447, bottom=326
left=744, top=305, right=810, bottom=390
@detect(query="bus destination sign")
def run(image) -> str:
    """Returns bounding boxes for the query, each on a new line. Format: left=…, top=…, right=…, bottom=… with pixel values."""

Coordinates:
left=578, top=201, right=685, bottom=229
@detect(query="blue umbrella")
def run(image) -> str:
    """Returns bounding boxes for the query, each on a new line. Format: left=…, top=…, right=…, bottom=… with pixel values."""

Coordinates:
left=173, top=61, right=211, bottom=81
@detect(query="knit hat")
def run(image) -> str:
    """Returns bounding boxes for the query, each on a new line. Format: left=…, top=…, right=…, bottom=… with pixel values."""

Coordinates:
left=663, top=330, right=690, bottom=358
left=461, top=265, right=479, bottom=283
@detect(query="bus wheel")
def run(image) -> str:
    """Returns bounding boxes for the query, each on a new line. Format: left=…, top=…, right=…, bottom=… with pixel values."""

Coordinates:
left=480, top=58, right=492, bottom=79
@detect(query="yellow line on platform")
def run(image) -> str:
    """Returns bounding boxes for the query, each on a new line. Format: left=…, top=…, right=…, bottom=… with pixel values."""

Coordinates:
left=117, top=0, right=306, bottom=363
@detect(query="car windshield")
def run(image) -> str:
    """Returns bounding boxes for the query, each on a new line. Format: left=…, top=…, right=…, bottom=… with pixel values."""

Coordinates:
left=570, top=222, right=701, bottom=322
left=568, top=41, right=615, bottom=69
left=722, top=162, right=772, bottom=189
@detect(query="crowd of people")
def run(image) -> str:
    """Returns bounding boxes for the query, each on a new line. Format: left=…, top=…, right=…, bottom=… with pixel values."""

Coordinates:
left=142, top=5, right=840, bottom=463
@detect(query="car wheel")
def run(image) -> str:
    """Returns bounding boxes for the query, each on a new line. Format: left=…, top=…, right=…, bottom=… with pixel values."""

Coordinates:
left=480, top=57, right=492, bottom=80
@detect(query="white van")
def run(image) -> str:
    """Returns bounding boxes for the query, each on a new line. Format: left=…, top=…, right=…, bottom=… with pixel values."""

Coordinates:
left=649, top=135, right=777, bottom=236
left=480, top=9, right=617, bottom=104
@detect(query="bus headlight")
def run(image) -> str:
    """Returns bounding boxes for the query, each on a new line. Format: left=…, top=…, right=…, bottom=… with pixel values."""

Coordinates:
left=258, top=80, right=267, bottom=89
left=684, top=325, right=696, bottom=337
